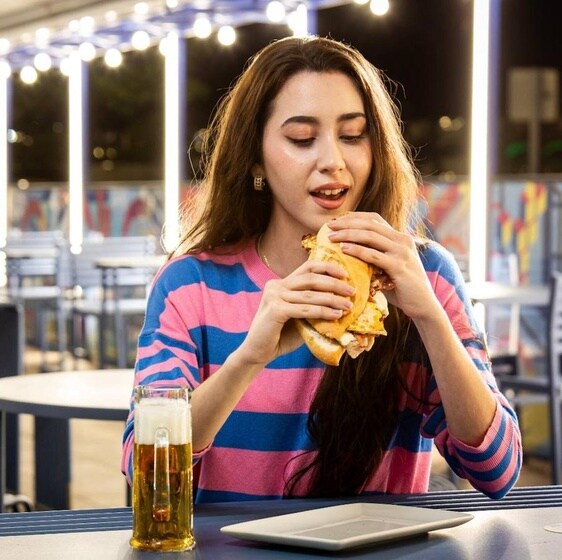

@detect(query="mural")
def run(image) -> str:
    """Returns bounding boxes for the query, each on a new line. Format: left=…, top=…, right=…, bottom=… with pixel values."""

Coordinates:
left=8, top=179, right=560, bottom=285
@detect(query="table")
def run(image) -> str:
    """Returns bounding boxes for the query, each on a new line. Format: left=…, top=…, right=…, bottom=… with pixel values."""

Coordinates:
left=0, top=369, right=133, bottom=510
left=1, top=486, right=562, bottom=558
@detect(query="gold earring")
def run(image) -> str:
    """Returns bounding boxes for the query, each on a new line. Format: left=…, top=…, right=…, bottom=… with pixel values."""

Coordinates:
left=254, top=175, right=265, bottom=191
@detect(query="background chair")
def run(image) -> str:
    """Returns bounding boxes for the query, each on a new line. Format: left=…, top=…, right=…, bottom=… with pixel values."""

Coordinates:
left=494, top=271, right=562, bottom=484
left=2, top=231, right=68, bottom=371
left=69, top=235, right=160, bottom=368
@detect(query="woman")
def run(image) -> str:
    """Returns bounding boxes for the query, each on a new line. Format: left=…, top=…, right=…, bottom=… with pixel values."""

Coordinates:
left=122, top=36, right=521, bottom=502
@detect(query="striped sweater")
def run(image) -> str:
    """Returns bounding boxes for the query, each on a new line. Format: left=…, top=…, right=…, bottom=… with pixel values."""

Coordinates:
left=122, top=238, right=522, bottom=502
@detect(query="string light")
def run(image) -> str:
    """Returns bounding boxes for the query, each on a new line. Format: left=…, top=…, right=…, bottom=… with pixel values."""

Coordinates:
left=134, top=3, right=149, bottom=16
left=104, top=48, right=123, bottom=68
left=131, top=30, right=151, bottom=50
left=0, top=60, right=12, bottom=79
left=78, top=42, right=96, bottom=62
left=217, top=25, right=236, bottom=46
left=20, top=66, right=38, bottom=84
left=266, top=1, right=286, bottom=23
left=370, top=0, right=390, bottom=16
left=34, top=52, right=52, bottom=72
left=59, top=58, right=71, bottom=76
left=34, top=27, right=50, bottom=47
left=0, top=38, right=10, bottom=56
left=193, top=16, right=212, bottom=39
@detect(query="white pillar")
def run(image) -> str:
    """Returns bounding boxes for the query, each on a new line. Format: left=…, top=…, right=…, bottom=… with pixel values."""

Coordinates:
left=468, top=0, right=494, bottom=284
left=163, top=31, right=185, bottom=252
left=0, top=63, right=10, bottom=248
left=68, top=53, right=88, bottom=253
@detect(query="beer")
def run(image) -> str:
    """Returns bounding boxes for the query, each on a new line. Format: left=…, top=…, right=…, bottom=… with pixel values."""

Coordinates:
left=130, top=389, right=195, bottom=552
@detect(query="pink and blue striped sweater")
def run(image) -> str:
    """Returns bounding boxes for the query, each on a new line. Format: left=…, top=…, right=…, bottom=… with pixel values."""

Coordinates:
left=122, top=238, right=522, bottom=502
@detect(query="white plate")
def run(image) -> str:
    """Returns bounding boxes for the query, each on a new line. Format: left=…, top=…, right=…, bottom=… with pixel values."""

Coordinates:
left=221, top=502, right=473, bottom=551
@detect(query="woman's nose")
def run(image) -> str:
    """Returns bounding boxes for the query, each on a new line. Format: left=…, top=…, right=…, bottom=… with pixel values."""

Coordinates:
left=317, top=136, right=345, bottom=172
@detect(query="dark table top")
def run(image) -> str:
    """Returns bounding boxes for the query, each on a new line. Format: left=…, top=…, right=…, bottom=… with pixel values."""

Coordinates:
left=1, top=486, right=562, bottom=559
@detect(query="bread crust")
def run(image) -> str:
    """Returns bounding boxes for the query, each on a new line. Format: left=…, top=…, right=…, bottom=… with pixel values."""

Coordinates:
left=294, top=319, right=345, bottom=366
left=306, top=224, right=371, bottom=339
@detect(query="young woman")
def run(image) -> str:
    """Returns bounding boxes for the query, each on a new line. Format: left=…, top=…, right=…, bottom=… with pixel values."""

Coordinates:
left=122, top=36, right=521, bottom=502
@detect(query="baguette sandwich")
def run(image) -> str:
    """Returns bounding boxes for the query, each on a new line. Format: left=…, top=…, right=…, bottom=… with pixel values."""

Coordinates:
left=295, top=223, right=389, bottom=366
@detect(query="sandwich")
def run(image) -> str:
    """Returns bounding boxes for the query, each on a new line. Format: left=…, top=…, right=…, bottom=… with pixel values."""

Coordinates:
left=295, top=223, right=389, bottom=366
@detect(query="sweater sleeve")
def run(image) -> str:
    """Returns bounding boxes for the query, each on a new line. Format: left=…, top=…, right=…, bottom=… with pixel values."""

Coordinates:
left=418, top=243, right=523, bottom=499
left=121, top=256, right=205, bottom=485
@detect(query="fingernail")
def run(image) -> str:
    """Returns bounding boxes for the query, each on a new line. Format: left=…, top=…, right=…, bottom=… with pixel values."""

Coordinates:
left=344, top=285, right=355, bottom=295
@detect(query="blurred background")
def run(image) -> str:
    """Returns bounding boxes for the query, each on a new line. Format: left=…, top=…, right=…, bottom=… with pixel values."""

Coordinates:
left=0, top=0, right=561, bottom=510
left=5, top=0, right=562, bottom=182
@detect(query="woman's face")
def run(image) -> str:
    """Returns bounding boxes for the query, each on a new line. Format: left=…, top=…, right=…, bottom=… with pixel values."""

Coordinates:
left=257, top=71, right=373, bottom=238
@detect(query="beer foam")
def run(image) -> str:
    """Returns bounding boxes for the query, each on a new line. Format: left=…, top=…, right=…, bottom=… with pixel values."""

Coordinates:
left=135, top=399, right=191, bottom=445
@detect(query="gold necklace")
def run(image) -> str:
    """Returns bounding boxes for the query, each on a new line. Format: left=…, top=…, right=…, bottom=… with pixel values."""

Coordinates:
left=257, top=235, right=271, bottom=269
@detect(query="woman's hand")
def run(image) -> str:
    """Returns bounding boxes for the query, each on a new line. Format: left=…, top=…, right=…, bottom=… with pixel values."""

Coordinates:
left=326, top=212, right=441, bottom=321
left=237, top=260, right=355, bottom=365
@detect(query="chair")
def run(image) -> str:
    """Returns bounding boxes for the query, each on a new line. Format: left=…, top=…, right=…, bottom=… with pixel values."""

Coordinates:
left=2, top=231, right=68, bottom=371
left=69, top=235, right=159, bottom=368
left=494, top=271, right=562, bottom=484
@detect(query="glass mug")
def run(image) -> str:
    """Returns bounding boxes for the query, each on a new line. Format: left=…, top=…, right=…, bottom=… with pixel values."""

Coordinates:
left=130, top=385, right=196, bottom=552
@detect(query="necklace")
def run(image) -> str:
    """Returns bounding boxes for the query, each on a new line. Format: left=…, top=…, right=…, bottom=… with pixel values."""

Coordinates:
left=257, top=235, right=271, bottom=269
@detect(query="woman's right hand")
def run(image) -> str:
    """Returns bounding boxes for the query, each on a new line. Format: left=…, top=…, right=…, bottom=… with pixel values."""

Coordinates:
left=236, top=259, right=355, bottom=366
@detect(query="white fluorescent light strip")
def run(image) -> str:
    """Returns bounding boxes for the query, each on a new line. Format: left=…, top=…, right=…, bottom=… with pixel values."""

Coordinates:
left=0, top=73, right=8, bottom=248
left=468, top=0, right=490, bottom=284
left=164, top=30, right=180, bottom=252
left=68, top=53, right=84, bottom=253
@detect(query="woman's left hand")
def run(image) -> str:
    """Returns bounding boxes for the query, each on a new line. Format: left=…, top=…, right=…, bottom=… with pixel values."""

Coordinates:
left=327, top=212, right=441, bottom=321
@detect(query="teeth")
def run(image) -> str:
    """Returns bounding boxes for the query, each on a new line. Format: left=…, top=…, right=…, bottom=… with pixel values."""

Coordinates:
left=318, top=188, right=344, bottom=196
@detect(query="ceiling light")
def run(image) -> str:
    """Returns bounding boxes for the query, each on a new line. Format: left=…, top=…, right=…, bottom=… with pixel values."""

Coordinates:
left=0, top=60, right=11, bottom=79
left=266, top=1, right=286, bottom=23
left=193, top=16, right=212, bottom=39
left=34, top=27, right=50, bottom=47
left=34, top=52, right=52, bottom=72
left=217, top=25, right=236, bottom=46
left=79, top=16, right=95, bottom=35
left=131, top=30, right=151, bottom=50
left=134, top=2, right=149, bottom=16
left=68, top=20, right=81, bottom=33
left=20, top=66, right=38, bottom=84
left=59, top=58, right=71, bottom=76
left=104, top=11, right=118, bottom=24
left=104, top=48, right=123, bottom=67
left=78, top=42, right=96, bottom=62
left=370, top=0, right=390, bottom=16
left=0, top=38, right=10, bottom=55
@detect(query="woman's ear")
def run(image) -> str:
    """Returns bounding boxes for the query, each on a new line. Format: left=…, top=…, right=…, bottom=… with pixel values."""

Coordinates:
left=252, top=164, right=265, bottom=178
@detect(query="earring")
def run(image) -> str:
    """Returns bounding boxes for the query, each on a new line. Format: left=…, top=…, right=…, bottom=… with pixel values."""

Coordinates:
left=254, top=175, right=266, bottom=191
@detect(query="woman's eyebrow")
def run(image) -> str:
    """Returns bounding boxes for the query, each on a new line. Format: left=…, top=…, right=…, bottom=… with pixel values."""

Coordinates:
left=281, top=112, right=367, bottom=127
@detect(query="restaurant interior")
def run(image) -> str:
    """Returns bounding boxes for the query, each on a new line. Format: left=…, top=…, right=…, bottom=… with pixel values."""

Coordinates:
left=0, top=1, right=562, bottom=558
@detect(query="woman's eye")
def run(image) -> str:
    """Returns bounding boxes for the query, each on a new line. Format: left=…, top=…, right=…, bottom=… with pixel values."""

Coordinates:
left=341, top=134, right=365, bottom=144
left=289, top=137, right=315, bottom=146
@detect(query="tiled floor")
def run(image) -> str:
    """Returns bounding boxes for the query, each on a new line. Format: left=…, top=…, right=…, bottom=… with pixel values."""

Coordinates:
left=14, top=347, right=553, bottom=511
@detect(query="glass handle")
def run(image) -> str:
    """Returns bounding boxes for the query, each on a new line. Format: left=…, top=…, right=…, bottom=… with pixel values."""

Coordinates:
left=152, top=427, right=171, bottom=523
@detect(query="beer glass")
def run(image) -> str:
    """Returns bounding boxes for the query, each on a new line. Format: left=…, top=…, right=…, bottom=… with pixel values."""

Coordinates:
left=130, top=385, right=195, bottom=552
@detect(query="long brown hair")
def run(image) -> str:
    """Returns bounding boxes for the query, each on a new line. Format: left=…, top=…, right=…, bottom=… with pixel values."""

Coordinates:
left=177, top=36, right=424, bottom=496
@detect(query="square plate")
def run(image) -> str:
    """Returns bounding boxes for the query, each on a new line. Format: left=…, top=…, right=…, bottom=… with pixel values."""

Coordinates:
left=221, top=502, right=473, bottom=551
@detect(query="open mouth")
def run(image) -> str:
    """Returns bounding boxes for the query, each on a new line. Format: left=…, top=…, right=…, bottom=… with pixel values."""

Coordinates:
left=311, top=188, right=347, bottom=201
